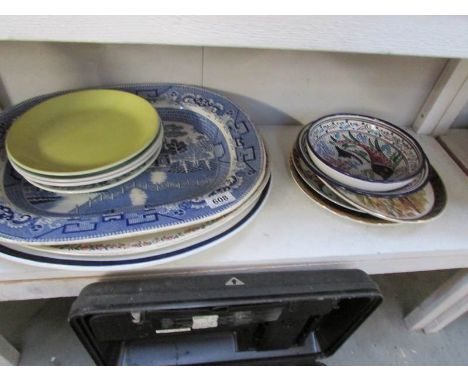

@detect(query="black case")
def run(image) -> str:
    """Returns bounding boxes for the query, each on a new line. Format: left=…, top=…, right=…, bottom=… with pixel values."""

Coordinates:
left=69, top=269, right=382, bottom=365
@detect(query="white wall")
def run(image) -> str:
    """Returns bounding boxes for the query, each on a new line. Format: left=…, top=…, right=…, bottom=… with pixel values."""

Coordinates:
left=0, top=41, right=446, bottom=127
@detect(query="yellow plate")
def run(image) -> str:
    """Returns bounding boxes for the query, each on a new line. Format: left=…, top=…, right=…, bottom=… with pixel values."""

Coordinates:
left=6, top=89, right=159, bottom=176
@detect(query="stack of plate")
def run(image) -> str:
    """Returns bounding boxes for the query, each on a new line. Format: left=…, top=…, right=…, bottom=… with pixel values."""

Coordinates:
left=5, top=89, right=164, bottom=194
left=0, top=85, right=270, bottom=270
left=291, top=114, right=446, bottom=224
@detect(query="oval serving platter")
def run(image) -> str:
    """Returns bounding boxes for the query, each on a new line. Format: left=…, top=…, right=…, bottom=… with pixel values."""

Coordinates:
left=0, top=84, right=266, bottom=244
left=14, top=152, right=271, bottom=258
left=0, top=177, right=271, bottom=270
left=6, top=173, right=270, bottom=262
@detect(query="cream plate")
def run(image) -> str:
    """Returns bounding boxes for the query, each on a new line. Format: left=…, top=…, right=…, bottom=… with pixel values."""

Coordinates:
left=24, top=145, right=162, bottom=194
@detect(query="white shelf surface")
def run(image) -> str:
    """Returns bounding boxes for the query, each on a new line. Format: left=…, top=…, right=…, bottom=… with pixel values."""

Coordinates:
left=0, top=125, right=467, bottom=301
left=437, top=129, right=468, bottom=173
left=1, top=16, right=468, bottom=59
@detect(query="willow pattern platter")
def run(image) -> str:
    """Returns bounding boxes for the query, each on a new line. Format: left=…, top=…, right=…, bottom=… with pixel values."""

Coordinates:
left=6, top=175, right=269, bottom=262
left=306, top=114, right=427, bottom=192
left=0, top=84, right=266, bottom=244
left=16, top=153, right=271, bottom=258
left=0, top=177, right=271, bottom=270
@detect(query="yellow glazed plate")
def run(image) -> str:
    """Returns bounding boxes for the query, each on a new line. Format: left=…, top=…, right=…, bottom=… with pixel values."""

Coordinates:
left=6, top=89, right=159, bottom=176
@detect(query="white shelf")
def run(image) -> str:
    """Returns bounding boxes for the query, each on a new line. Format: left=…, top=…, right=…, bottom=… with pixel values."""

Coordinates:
left=437, top=129, right=468, bottom=174
left=1, top=16, right=468, bottom=58
left=0, top=125, right=467, bottom=301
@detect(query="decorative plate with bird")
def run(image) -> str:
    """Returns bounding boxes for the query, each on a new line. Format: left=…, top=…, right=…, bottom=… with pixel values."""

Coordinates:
left=307, top=114, right=426, bottom=184
left=298, top=127, right=429, bottom=197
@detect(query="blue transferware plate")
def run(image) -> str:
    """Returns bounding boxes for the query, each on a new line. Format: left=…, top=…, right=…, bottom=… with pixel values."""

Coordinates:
left=0, top=84, right=266, bottom=244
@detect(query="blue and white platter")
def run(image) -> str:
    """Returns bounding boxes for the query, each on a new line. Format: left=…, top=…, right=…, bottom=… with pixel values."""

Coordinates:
left=0, top=177, right=271, bottom=270
left=6, top=153, right=271, bottom=259
left=0, top=84, right=266, bottom=244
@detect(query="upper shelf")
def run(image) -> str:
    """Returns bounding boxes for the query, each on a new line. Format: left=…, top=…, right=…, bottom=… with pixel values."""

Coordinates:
left=1, top=16, right=468, bottom=59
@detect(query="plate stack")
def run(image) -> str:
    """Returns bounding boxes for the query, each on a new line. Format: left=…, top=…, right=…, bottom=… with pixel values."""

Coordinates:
left=291, top=114, right=446, bottom=224
left=5, top=90, right=164, bottom=194
left=0, top=85, right=270, bottom=270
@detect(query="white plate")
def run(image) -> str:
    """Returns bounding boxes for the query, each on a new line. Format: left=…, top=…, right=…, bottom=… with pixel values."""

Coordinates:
left=25, top=144, right=162, bottom=194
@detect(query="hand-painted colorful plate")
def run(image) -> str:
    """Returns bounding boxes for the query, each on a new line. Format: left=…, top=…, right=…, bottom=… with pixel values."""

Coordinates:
left=0, top=177, right=271, bottom=270
left=0, top=84, right=266, bottom=244
left=291, top=146, right=362, bottom=213
left=289, top=159, right=392, bottom=225
left=321, top=166, right=446, bottom=223
left=299, top=126, right=429, bottom=198
left=306, top=114, right=427, bottom=192
left=6, top=89, right=160, bottom=176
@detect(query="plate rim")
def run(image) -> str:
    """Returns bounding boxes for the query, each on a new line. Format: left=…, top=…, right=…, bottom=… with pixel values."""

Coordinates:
left=289, top=156, right=394, bottom=225
left=291, top=147, right=362, bottom=213
left=24, top=144, right=162, bottom=194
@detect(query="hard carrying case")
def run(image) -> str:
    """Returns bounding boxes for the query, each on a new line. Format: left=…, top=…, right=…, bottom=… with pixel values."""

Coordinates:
left=69, top=268, right=382, bottom=365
